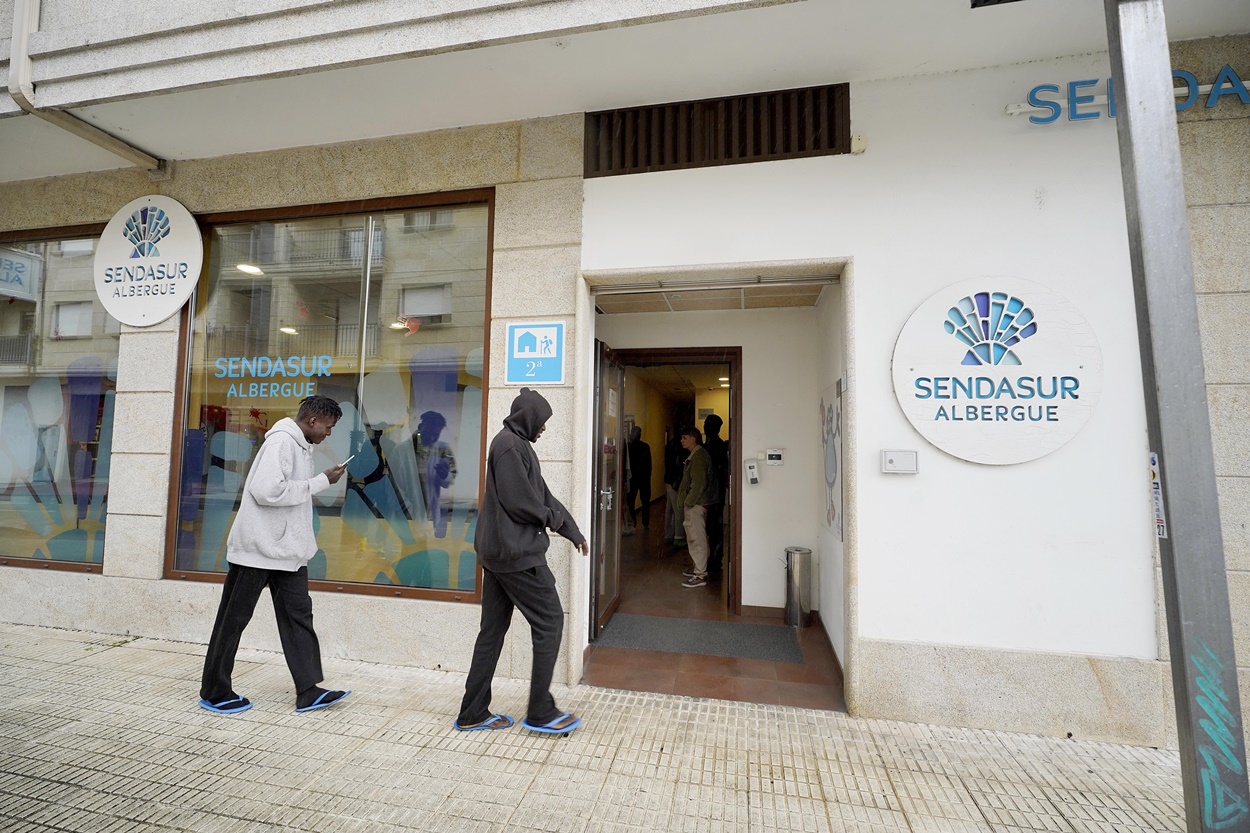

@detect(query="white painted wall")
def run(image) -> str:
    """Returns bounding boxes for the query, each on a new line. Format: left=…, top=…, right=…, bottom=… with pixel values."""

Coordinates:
left=595, top=308, right=820, bottom=609
left=816, top=285, right=846, bottom=662
left=583, top=53, right=1158, bottom=660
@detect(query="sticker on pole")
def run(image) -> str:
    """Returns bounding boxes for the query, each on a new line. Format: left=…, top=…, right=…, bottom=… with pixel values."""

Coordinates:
left=94, top=195, right=203, bottom=327
left=1150, top=452, right=1168, bottom=539
left=505, top=322, right=564, bottom=385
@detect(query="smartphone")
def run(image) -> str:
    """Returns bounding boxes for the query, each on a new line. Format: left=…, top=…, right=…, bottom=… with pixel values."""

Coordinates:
left=340, top=454, right=355, bottom=467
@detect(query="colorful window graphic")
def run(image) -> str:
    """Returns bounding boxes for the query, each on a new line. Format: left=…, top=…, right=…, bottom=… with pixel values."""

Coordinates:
left=174, top=204, right=488, bottom=593
left=0, top=238, right=118, bottom=566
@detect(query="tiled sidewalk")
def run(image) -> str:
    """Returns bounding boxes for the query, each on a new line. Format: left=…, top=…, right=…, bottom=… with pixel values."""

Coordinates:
left=0, top=623, right=1186, bottom=832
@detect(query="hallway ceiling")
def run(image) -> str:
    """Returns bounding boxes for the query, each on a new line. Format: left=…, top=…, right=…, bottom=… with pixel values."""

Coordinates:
left=628, top=364, right=731, bottom=406
left=595, top=283, right=828, bottom=315
left=3, top=0, right=1248, bottom=184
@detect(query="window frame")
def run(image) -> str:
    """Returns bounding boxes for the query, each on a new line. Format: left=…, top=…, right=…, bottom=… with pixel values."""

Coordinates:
left=163, top=189, right=495, bottom=604
left=0, top=222, right=112, bottom=575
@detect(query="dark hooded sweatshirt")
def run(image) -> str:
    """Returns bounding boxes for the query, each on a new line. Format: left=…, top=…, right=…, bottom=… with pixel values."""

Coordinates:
left=476, top=388, right=585, bottom=573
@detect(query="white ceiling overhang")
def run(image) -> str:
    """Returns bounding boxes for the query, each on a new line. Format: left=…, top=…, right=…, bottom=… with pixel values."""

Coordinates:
left=1, top=0, right=1247, bottom=184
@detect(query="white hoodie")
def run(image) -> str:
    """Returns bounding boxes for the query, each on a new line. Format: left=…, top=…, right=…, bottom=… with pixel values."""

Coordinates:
left=226, top=417, right=332, bottom=571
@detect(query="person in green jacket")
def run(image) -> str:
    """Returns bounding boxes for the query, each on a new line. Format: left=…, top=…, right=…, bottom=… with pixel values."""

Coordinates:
left=676, top=426, right=718, bottom=588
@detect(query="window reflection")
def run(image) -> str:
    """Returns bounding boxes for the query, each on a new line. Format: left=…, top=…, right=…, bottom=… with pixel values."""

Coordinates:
left=176, top=204, right=488, bottom=593
left=0, top=239, right=118, bottom=565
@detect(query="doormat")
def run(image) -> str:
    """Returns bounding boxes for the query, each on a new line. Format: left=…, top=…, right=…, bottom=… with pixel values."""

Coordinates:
left=595, top=614, right=804, bottom=663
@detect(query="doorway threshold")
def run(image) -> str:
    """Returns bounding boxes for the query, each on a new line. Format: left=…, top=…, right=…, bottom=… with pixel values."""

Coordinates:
left=582, top=504, right=845, bottom=712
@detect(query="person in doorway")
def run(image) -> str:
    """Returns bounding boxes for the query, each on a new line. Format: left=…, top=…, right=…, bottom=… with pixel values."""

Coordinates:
left=456, top=388, right=590, bottom=734
left=199, top=395, right=352, bottom=715
left=702, top=414, right=729, bottom=576
left=677, top=426, right=718, bottom=588
left=625, top=426, right=653, bottom=534
left=663, top=428, right=689, bottom=547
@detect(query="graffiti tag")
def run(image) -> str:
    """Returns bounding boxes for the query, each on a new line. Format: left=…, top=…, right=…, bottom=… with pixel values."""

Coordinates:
left=1192, top=640, right=1250, bottom=829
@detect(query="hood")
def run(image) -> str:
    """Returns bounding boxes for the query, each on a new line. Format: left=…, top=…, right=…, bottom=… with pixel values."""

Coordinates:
left=266, top=416, right=311, bottom=449
left=503, top=388, right=552, bottom=442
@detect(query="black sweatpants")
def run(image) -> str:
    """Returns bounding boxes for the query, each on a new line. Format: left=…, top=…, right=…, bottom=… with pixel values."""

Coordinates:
left=627, top=481, right=652, bottom=528
left=200, top=563, right=323, bottom=702
left=458, top=564, right=564, bottom=726
left=707, top=502, right=724, bottom=572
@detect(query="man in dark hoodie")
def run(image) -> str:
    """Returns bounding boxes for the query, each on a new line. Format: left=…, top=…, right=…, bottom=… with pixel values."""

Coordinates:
left=456, top=388, right=589, bottom=734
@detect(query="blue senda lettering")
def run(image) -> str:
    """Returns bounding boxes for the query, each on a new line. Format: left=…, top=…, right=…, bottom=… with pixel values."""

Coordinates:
left=1027, top=84, right=1061, bottom=125
left=1026, top=65, right=1246, bottom=123
left=1068, top=79, right=1099, bottom=121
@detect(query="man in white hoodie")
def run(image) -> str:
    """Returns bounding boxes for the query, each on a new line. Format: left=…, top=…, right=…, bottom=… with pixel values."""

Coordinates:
left=198, top=395, right=351, bottom=714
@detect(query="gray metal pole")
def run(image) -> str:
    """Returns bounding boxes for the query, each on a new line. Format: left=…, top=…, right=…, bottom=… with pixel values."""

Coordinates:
left=1103, top=2, right=1250, bottom=830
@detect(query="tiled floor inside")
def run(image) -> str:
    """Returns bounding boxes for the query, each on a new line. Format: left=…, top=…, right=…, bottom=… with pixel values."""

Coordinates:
left=581, top=500, right=846, bottom=711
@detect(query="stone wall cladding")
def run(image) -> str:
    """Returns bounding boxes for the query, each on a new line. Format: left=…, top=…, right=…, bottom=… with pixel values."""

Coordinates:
left=1176, top=33, right=1250, bottom=748
left=854, top=639, right=1169, bottom=746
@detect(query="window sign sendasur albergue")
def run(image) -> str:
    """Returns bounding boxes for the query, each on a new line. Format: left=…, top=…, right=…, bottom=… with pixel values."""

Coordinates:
left=175, top=205, right=488, bottom=593
left=0, top=238, right=119, bottom=566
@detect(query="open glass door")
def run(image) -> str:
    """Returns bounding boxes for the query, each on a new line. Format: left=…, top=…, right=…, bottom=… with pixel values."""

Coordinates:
left=589, top=340, right=625, bottom=639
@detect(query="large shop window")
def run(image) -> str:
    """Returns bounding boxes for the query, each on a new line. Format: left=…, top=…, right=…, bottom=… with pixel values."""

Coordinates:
left=174, top=201, right=489, bottom=597
left=0, top=237, right=118, bottom=569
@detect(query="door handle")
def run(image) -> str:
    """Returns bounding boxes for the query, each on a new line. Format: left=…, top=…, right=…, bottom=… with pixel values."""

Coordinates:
left=599, top=489, right=614, bottom=511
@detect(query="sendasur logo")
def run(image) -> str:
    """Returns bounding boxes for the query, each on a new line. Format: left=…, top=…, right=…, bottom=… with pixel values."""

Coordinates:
left=944, top=291, right=1038, bottom=366
left=121, top=206, right=171, bottom=258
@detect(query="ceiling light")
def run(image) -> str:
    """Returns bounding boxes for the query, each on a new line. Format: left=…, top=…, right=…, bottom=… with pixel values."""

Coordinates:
left=719, top=377, right=728, bottom=381
left=279, top=326, right=298, bottom=334
left=720, top=383, right=729, bottom=388
left=236, top=263, right=263, bottom=275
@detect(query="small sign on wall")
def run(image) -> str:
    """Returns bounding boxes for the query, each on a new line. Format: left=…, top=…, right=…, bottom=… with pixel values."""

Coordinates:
left=505, top=322, right=564, bottom=385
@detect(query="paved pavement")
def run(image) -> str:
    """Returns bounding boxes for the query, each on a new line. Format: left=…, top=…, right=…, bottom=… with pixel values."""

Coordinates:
left=0, top=622, right=1187, bottom=832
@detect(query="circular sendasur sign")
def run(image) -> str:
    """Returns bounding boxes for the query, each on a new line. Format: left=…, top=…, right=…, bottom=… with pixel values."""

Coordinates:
left=94, top=195, right=203, bottom=327
left=891, top=277, right=1103, bottom=465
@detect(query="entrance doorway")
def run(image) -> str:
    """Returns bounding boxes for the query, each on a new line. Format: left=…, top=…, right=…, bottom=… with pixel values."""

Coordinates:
left=589, top=345, right=743, bottom=636
left=585, top=344, right=844, bottom=711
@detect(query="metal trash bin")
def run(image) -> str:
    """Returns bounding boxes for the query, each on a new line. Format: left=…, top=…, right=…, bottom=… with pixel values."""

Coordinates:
left=784, top=546, right=813, bottom=628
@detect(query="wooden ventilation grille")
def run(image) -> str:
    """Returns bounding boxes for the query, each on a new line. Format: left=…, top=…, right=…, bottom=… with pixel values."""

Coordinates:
left=585, top=83, right=850, bottom=178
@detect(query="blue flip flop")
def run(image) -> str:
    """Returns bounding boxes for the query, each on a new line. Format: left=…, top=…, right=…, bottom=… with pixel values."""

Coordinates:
left=453, top=714, right=514, bottom=731
left=295, top=689, right=351, bottom=713
left=521, top=713, right=581, bottom=734
left=198, top=695, right=252, bottom=714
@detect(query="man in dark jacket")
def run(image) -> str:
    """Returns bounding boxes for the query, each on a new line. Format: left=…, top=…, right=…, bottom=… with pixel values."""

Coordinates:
left=677, top=426, right=718, bottom=588
left=702, top=414, right=729, bottom=575
left=456, top=388, right=589, bottom=735
left=663, top=428, right=689, bottom=545
left=625, top=426, right=652, bottom=532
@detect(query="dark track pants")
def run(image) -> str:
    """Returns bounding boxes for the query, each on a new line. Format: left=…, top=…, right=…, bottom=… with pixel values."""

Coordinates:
left=458, top=564, right=564, bottom=726
left=707, top=502, right=724, bottom=572
left=627, top=482, right=652, bottom=528
left=200, top=563, right=323, bottom=702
